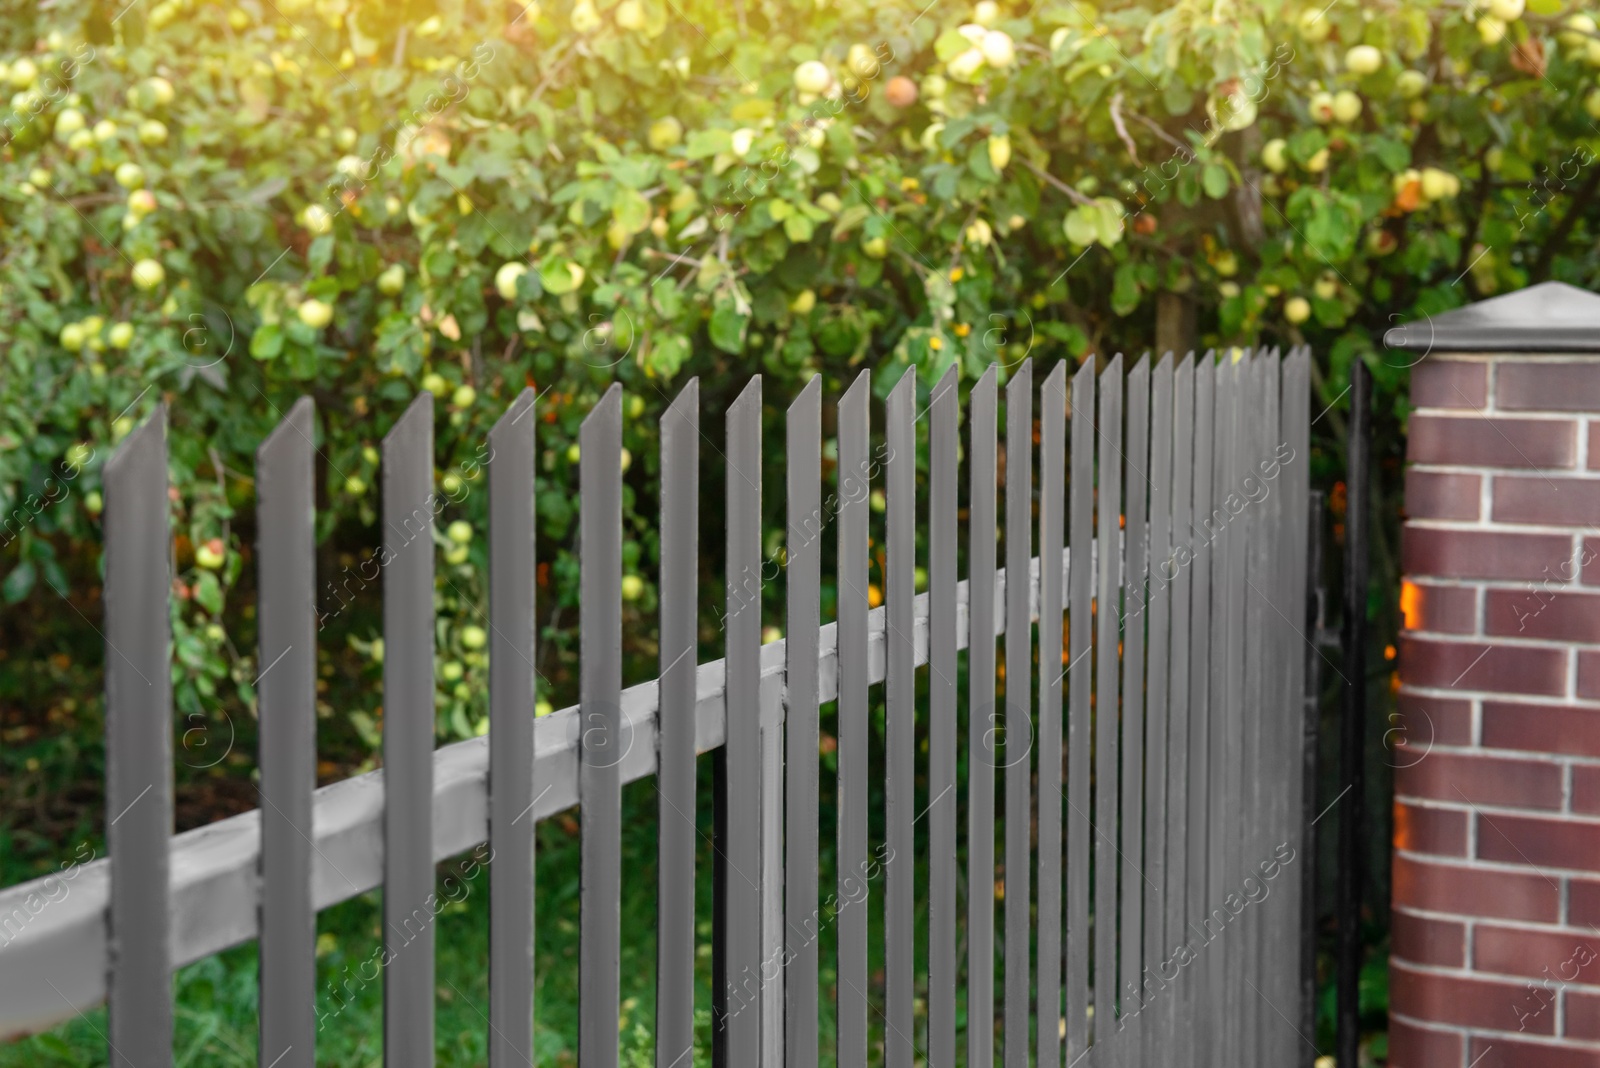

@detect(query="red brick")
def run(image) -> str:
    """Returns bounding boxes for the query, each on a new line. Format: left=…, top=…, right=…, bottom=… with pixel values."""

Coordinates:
left=1484, top=702, right=1600, bottom=759
left=1404, top=581, right=1480, bottom=635
left=1477, top=812, right=1600, bottom=873
left=1398, top=690, right=1475, bottom=747
left=1404, top=525, right=1577, bottom=582
left=1567, top=990, right=1600, bottom=1041
left=1592, top=422, right=1600, bottom=472
left=1582, top=653, right=1600, bottom=702
left=1576, top=767, right=1600, bottom=816
left=1586, top=538, right=1600, bottom=585
left=1387, top=1012, right=1465, bottom=1067
left=1571, top=880, right=1600, bottom=927
left=1392, top=854, right=1560, bottom=922
left=1493, top=476, right=1600, bottom=527
left=1475, top=925, right=1600, bottom=984
left=1406, top=469, right=1483, bottom=521
left=1397, top=749, right=1563, bottom=809
left=1497, top=362, right=1600, bottom=413
left=1412, top=359, right=1489, bottom=409
left=1393, top=908, right=1468, bottom=967
left=1487, top=589, right=1600, bottom=643
left=1396, top=800, right=1470, bottom=857
left=1467, top=1034, right=1600, bottom=1068
left=1390, top=957, right=1554, bottom=1034
left=1401, top=636, right=1568, bottom=697
left=1408, top=413, right=1576, bottom=468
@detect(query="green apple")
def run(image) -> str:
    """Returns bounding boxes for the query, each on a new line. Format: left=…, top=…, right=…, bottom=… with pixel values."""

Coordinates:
left=848, top=43, right=880, bottom=79
left=451, top=384, right=476, bottom=409
left=85, top=491, right=103, bottom=515
left=621, top=575, right=645, bottom=601
left=298, top=299, right=333, bottom=329
left=132, top=259, right=165, bottom=291
left=1396, top=70, right=1428, bottom=99
left=138, top=119, right=168, bottom=145
left=794, top=60, right=831, bottom=95
left=980, top=30, right=1015, bottom=68
left=965, top=218, right=993, bottom=246
left=344, top=474, right=367, bottom=495
left=1331, top=90, right=1362, bottom=124
left=1561, top=14, right=1597, bottom=48
left=441, top=471, right=463, bottom=494
left=571, top=0, right=600, bottom=31
left=196, top=538, right=226, bottom=570
left=1420, top=167, right=1459, bottom=201
left=495, top=261, right=528, bottom=300
left=302, top=203, right=333, bottom=235
left=8, top=58, right=36, bottom=87
left=861, top=235, right=888, bottom=258
left=422, top=372, right=448, bottom=396
left=947, top=48, right=985, bottom=81
left=1309, top=91, right=1335, bottom=123
left=1345, top=45, right=1382, bottom=75
left=54, top=107, right=85, bottom=140
left=93, top=119, right=117, bottom=142
left=1366, top=229, right=1398, bottom=256
left=127, top=189, right=157, bottom=216
left=336, top=126, right=358, bottom=150
left=648, top=116, right=683, bottom=150
left=987, top=132, right=1011, bottom=171
left=615, top=0, right=645, bottom=30
left=790, top=288, right=817, bottom=314
left=440, top=660, right=464, bottom=682
left=973, top=0, right=1000, bottom=26
left=461, top=625, right=488, bottom=650
left=1478, top=16, right=1507, bottom=44
left=59, top=323, right=86, bottom=351
left=1284, top=296, right=1311, bottom=324
left=362, top=445, right=380, bottom=465
left=1314, top=273, right=1339, bottom=301
left=447, top=520, right=473, bottom=544
left=1304, top=147, right=1330, bottom=173
left=1299, top=8, right=1330, bottom=41
left=1261, top=138, right=1289, bottom=174
left=108, top=322, right=134, bottom=349
left=566, top=443, right=581, bottom=464
left=1488, top=0, right=1524, bottom=20
left=377, top=263, right=405, bottom=295
left=141, top=76, right=175, bottom=107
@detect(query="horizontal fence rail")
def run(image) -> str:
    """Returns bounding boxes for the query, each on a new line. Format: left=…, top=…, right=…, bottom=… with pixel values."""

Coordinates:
left=1, top=348, right=1315, bottom=1068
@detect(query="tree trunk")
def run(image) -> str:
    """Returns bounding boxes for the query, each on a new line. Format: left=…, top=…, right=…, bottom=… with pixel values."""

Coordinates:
left=1155, top=290, right=1195, bottom=357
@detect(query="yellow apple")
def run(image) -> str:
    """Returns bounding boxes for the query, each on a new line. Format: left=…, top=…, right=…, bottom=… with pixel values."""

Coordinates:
left=495, top=261, right=528, bottom=300
left=1284, top=296, right=1311, bottom=324
left=794, top=60, right=832, bottom=95
left=1262, top=138, right=1289, bottom=174
left=1345, top=45, right=1382, bottom=75
left=298, top=299, right=333, bottom=329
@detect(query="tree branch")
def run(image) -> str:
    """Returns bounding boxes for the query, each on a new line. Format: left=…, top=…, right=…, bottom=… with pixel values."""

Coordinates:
left=1530, top=160, right=1600, bottom=281
left=1021, top=159, right=1095, bottom=206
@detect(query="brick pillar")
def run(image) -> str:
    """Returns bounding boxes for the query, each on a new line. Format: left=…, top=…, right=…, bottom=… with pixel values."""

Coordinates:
left=1392, top=353, right=1600, bottom=1067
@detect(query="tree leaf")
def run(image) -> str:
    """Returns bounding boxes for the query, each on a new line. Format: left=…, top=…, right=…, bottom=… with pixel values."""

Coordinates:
left=709, top=301, right=749, bottom=354
left=2, top=561, right=36, bottom=604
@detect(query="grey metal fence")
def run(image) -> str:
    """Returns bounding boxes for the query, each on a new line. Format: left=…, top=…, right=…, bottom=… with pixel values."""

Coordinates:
left=0, top=346, right=1315, bottom=1068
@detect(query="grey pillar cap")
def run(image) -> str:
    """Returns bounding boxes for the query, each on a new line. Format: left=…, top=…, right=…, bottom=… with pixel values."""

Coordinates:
left=1383, top=281, right=1600, bottom=353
